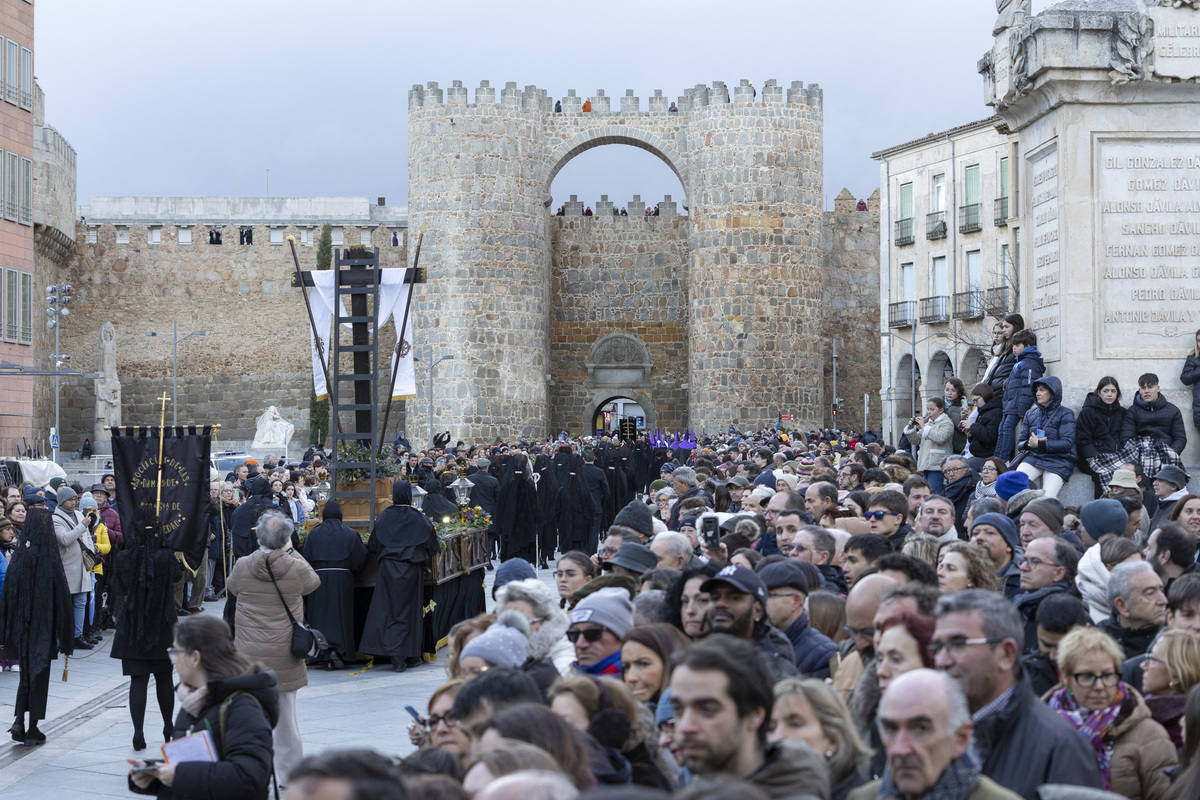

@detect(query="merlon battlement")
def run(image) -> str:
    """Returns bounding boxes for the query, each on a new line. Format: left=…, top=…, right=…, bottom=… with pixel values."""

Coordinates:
left=554, top=194, right=683, bottom=217
left=408, top=79, right=822, bottom=112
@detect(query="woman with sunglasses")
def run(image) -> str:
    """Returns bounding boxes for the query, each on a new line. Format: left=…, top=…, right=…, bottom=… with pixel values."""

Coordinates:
left=972, top=457, right=1009, bottom=502
left=1047, top=626, right=1176, bottom=799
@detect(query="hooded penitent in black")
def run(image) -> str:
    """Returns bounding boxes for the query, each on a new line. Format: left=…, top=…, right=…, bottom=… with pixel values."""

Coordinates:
left=358, top=482, right=440, bottom=665
left=533, top=453, right=559, bottom=565
left=493, top=456, right=540, bottom=564
left=300, top=500, right=368, bottom=664
left=553, top=456, right=597, bottom=553
left=0, top=508, right=74, bottom=732
left=420, top=477, right=460, bottom=522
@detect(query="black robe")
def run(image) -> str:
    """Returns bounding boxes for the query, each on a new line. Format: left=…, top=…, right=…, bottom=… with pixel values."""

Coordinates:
left=554, top=461, right=597, bottom=554
left=301, top=500, right=368, bottom=663
left=109, top=510, right=182, bottom=671
left=534, top=454, right=560, bottom=561
left=494, top=464, right=540, bottom=563
left=359, top=487, right=439, bottom=659
left=420, top=478, right=460, bottom=522
left=0, top=508, right=74, bottom=722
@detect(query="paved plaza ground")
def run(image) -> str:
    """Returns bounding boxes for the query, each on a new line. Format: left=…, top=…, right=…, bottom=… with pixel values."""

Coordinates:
left=0, top=564, right=534, bottom=799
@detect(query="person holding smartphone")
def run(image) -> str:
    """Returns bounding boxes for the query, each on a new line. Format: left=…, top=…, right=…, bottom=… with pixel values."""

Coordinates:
left=1014, top=376, right=1077, bottom=499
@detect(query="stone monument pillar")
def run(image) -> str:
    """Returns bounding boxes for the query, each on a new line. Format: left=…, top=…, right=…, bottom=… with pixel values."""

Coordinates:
left=982, top=0, right=1200, bottom=472
left=93, top=321, right=122, bottom=455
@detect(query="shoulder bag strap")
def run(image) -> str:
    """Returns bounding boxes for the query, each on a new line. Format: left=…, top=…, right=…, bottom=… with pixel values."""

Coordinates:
left=262, top=557, right=299, bottom=627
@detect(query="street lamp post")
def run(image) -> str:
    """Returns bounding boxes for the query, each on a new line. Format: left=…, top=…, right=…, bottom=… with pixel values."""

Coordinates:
left=46, top=283, right=72, bottom=463
left=413, top=349, right=453, bottom=450
left=145, top=320, right=206, bottom=426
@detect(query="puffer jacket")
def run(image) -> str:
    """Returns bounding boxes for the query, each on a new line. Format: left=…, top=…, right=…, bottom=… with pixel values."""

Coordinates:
left=1043, top=684, right=1176, bottom=800
left=1075, top=545, right=1112, bottom=623
left=904, top=412, right=955, bottom=473
left=1181, top=353, right=1200, bottom=429
left=1076, top=392, right=1126, bottom=462
left=987, top=351, right=1018, bottom=398
left=52, top=506, right=96, bottom=594
left=782, top=613, right=838, bottom=679
left=131, top=668, right=280, bottom=800
left=968, top=400, right=1002, bottom=458
left=226, top=548, right=321, bottom=692
left=1121, top=392, right=1187, bottom=456
left=1017, top=376, right=1076, bottom=481
left=1003, top=347, right=1046, bottom=417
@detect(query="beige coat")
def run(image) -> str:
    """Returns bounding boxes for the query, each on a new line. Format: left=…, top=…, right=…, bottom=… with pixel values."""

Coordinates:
left=227, top=548, right=321, bottom=693
left=53, top=507, right=96, bottom=594
left=850, top=775, right=1022, bottom=800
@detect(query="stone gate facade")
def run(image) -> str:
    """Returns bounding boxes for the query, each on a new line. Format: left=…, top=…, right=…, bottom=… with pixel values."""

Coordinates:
left=407, top=78, right=827, bottom=439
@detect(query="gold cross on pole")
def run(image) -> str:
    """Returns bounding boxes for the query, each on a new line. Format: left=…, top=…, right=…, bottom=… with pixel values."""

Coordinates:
left=155, top=392, right=170, bottom=522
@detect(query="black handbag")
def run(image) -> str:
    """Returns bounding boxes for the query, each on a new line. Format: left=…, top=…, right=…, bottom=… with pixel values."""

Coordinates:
left=264, top=557, right=328, bottom=661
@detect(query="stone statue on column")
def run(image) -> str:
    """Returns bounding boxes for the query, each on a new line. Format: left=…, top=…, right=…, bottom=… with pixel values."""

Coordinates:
left=94, top=322, right=122, bottom=455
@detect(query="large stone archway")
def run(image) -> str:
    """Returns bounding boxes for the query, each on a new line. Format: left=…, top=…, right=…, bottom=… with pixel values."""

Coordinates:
left=407, top=78, right=825, bottom=441
left=582, top=389, right=658, bottom=436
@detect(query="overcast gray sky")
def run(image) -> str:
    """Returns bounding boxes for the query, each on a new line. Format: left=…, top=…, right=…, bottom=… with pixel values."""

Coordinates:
left=36, top=1, right=1012, bottom=213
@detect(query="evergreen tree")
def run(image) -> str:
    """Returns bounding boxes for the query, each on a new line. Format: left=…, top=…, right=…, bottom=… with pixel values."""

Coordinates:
left=308, top=223, right=334, bottom=446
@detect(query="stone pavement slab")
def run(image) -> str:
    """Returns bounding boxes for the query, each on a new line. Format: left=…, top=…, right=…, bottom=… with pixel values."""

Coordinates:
left=0, top=562, right=563, bottom=799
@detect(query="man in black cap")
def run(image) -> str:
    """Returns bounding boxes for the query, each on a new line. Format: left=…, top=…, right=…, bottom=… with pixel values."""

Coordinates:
left=726, top=475, right=750, bottom=512
left=1149, top=464, right=1191, bottom=533
left=610, top=499, right=654, bottom=544
left=758, top=560, right=837, bottom=678
left=701, top=565, right=798, bottom=680
left=600, top=541, right=657, bottom=579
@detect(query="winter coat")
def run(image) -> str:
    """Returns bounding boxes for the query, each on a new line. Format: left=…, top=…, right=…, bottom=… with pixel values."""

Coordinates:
left=1076, top=544, right=1114, bottom=623
left=968, top=400, right=1002, bottom=458
left=1003, top=347, right=1046, bottom=417
left=53, top=506, right=97, bottom=594
left=1121, top=392, right=1188, bottom=456
left=850, top=775, right=1023, bottom=800
left=131, top=668, right=280, bottom=800
left=226, top=548, right=321, bottom=693
left=91, top=520, right=110, bottom=575
left=1076, top=392, right=1126, bottom=462
left=742, top=740, right=830, bottom=800
left=1099, top=614, right=1160, bottom=661
left=1017, top=376, right=1077, bottom=481
left=1042, top=684, right=1176, bottom=800
left=986, top=351, right=1015, bottom=395
left=782, top=613, right=838, bottom=679
left=1181, top=353, right=1200, bottom=429
left=946, top=402, right=969, bottom=454
left=904, top=412, right=955, bottom=473
left=973, top=676, right=1102, bottom=800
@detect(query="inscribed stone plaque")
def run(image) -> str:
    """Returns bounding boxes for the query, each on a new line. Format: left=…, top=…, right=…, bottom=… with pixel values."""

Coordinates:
left=1028, top=142, right=1061, bottom=361
left=1094, top=135, right=1200, bottom=358
left=1150, top=6, right=1200, bottom=81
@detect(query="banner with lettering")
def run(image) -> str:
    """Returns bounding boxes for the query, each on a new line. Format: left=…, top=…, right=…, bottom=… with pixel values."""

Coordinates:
left=111, top=426, right=213, bottom=567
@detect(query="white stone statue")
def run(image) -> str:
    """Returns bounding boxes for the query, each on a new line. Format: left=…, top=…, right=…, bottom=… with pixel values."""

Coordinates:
left=252, top=406, right=295, bottom=450
left=94, top=322, right=122, bottom=454
left=994, top=0, right=1030, bottom=36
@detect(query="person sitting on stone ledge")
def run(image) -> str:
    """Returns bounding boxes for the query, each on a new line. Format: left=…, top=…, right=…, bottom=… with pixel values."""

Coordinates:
left=1120, top=372, right=1188, bottom=480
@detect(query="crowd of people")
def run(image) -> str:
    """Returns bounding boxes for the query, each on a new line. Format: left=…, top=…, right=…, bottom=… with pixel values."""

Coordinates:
left=0, top=321, right=1199, bottom=798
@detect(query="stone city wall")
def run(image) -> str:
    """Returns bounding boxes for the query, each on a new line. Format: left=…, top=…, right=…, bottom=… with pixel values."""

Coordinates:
left=50, top=222, right=409, bottom=450
left=549, top=209, right=690, bottom=435
left=820, top=189, right=882, bottom=434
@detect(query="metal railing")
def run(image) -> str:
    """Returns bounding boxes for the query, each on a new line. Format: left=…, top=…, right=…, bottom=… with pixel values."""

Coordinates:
left=926, top=211, right=948, bottom=240
left=895, top=218, right=914, bottom=246
left=984, top=286, right=1016, bottom=317
left=994, top=197, right=1009, bottom=226
left=888, top=300, right=916, bottom=328
left=959, top=203, right=982, bottom=233
left=919, top=296, right=949, bottom=324
left=952, top=290, right=984, bottom=320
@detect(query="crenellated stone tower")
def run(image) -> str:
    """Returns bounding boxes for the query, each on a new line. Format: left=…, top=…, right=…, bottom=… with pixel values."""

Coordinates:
left=407, top=78, right=825, bottom=439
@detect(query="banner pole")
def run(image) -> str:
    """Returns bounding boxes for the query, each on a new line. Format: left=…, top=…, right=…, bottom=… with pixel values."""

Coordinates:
left=155, top=392, right=169, bottom=520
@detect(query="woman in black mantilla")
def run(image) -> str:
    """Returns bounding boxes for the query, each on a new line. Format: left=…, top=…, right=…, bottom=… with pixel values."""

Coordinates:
left=358, top=481, right=440, bottom=673
left=300, top=499, right=367, bottom=669
left=493, top=454, right=540, bottom=564
left=110, top=508, right=183, bottom=751
left=0, top=507, right=74, bottom=745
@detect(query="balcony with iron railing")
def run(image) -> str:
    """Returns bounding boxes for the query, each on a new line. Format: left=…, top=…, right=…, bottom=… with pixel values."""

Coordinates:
left=984, top=286, right=1017, bottom=317
left=926, top=211, right=948, bottom=240
left=952, top=290, right=984, bottom=320
left=994, top=196, right=1009, bottom=226
left=959, top=203, right=982, bottom=233
left=888, top=300, right=916, bottom=328
left=895, top=217, right=914, bottom=246
left=918, top=296, right=949, bottom=324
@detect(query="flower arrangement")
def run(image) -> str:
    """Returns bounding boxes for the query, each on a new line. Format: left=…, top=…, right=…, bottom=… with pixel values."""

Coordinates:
left=333, top=441, right=406, bottom=483
left=434, top=506, right=491, bottom=547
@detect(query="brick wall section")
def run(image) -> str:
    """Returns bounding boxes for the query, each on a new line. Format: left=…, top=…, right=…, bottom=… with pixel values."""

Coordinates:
left=548, top=213, right=689, bottom=434
left=820, top=189, right=882, bottom=433
left=54, top=223, right=408, bottom=448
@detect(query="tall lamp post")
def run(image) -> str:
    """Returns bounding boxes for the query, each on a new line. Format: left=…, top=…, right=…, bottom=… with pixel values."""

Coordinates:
left=145, top=320, right=206, bottom=426
left=46, top=283, right=71, bottom=463
left=413, top=349, right=453, bottom=450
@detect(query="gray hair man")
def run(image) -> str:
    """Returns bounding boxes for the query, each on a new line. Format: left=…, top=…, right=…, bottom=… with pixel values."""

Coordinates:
left=849, top=669, right=1022, bottom=800
left=477, top=771, right=580, bottom=800
left=1100, top=560, right=1167, bottom=660
left=667, top=466, right=709, bottom=531
left=932, top=589, right=1100, bottom=799
left=650, top=531, right=694, bottom=570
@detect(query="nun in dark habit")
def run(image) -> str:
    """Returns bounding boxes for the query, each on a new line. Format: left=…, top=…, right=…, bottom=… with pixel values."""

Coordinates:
left=0, top=508, right=74, bottom=745
left=358, top=482, right=439, bottom=673
left=300, top=500, right=367, bottom=669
